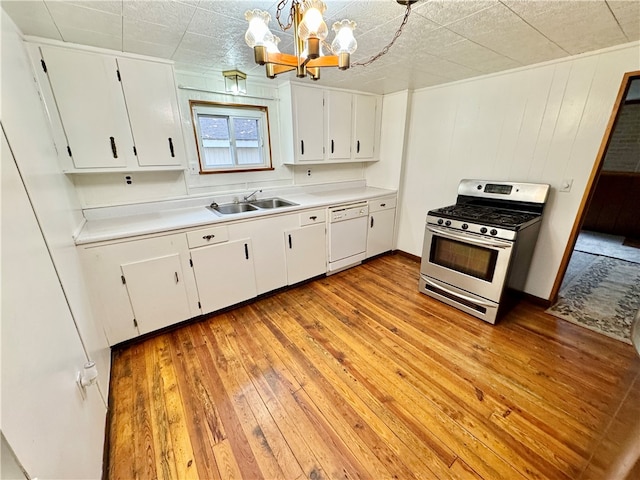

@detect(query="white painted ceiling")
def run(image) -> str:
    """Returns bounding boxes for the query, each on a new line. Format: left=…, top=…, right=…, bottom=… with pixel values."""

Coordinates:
left=3, top=0, right=639, bottom=94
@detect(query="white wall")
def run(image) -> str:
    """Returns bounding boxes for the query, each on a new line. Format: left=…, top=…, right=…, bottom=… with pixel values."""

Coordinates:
left=396, top=42, right=640, bottom=300
left=1, top=13, right=111, bottom=399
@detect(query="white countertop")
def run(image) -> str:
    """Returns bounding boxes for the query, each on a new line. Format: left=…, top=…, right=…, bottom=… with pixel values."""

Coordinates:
left=76, top=185, right=396, bottom=245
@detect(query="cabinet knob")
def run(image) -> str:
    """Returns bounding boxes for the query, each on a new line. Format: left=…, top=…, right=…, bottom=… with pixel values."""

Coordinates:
left=310, top=215, right=317, bottom=221
left=380, top=203, right=386, bottom=207
left=203, top=234, right=215, bottom=241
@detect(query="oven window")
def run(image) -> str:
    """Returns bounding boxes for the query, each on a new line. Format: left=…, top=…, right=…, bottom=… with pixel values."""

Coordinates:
left=429, top=237, right=498, bottom=281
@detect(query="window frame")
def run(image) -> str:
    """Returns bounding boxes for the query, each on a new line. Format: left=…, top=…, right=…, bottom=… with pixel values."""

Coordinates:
left=190, top=100, right=274, bottom=174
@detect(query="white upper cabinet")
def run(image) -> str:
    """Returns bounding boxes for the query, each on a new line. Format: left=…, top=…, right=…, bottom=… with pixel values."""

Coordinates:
left=38, top=45, right=185, bottom=172
left=117, top=57, right=184, bottom=167
left=40, top=46, right=134, bottom=169
left=292, top=84, right=325, bottom=162
left=353, top=94, right=378, bottom=160
left=282, top=83, right=381, bottom=164
left=325, top=90, right=352, bottom=160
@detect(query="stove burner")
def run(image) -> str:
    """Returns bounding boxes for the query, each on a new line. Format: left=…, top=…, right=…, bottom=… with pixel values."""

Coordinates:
left=429, top=204, right=539, bottom=228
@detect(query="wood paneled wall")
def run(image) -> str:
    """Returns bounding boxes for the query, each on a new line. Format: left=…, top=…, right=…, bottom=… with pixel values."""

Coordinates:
left=583, top=172, right=640, bottom=238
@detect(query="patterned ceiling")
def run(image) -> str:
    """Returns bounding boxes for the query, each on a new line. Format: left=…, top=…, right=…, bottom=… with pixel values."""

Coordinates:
left=3, top=0, right=639, bottom=94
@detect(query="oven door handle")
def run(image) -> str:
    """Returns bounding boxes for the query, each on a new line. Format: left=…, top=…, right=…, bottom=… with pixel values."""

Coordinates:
left=423, top=277, right=496, bottom=308
left=426, top=225, right=511, bottom=249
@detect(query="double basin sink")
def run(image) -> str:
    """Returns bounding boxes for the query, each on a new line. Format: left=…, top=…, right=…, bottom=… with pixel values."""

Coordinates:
left=209, top=197, right=298, bottom=215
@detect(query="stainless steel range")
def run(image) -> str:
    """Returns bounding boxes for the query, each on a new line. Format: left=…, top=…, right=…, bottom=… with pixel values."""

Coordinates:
left=419, top=179, right=550, bottom=324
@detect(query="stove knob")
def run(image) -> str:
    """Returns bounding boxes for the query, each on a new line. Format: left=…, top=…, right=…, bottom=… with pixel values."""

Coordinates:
left=462, top=223, right=469, bottom=230
left=445, top=220, right=451, bottom=227
left=480, top=227, right=488, bottom=234
left=437, top=219, right=444, bottom=225
left=490, top=229, right=498, bottom=236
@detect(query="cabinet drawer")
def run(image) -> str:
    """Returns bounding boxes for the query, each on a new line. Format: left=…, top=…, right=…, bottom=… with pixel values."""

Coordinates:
left=186, top=225, right=229, bottom=248
left=300, top=209, right=326, bottom=226
left=368, top=195, right=396, bottom=213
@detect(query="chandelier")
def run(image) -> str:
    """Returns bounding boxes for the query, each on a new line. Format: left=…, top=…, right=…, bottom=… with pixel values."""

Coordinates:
left=244, top=0, right=418, bottom=81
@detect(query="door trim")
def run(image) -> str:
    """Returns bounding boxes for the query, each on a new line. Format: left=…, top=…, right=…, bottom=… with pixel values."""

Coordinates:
left=549, top=70, right=640, bottom=303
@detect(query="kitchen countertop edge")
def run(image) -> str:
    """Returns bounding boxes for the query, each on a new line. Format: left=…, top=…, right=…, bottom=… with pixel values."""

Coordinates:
left=76, top=186, right=397, bottom=246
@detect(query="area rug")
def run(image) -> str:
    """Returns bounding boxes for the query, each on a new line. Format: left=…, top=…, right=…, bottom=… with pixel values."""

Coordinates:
left=547, top=255, right=640, bottom=344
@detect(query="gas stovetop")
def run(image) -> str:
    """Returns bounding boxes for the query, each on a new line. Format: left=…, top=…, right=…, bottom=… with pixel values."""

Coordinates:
left=428, top=204, right=541, bottom=229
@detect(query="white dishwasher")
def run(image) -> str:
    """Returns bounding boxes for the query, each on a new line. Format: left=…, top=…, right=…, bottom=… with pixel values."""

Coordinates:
left=328, top=202, right=369, bottom=273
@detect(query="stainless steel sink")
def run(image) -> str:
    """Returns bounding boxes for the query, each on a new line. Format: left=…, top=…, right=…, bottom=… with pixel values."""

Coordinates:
left=209, top=203, right=259, bottom=215
left=250, top=198, right=298, bottom=209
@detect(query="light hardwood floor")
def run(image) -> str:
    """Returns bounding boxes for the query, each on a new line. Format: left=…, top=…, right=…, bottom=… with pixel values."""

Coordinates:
left=107, top=254, right=640, bottom=479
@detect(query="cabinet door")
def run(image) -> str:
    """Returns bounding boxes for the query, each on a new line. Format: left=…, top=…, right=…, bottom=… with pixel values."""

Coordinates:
left=41, top=47, right=134, bottom=169
left=121, top=253, right=192, bottom=335
left=285, top=223, right=327, bottom=285
left=326, top=90, right=352, bottom=160
left=292, top=85, right=324, bottom=161
left=117, top=58, right=184, bottom=167
left=353, top=94, right=377, bottom=159
left=366, top=209, right=395, bottom=258
left=191, top=239, right=257, bottom=314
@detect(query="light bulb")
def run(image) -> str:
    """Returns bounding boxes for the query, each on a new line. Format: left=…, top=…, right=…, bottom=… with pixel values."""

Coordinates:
left=245, top=9, right=273, bottom=47
left=298, top=0, right=328, bottom=41
left=331, top=19, right=357, bottom=54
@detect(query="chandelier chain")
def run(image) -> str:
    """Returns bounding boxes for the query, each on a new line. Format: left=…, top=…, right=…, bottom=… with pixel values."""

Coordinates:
left=275, top=0, right=295, bottom=31
left=352, top=2, right=413, bottom=67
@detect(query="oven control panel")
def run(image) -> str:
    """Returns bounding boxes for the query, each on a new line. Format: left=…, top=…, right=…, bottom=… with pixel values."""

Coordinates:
left=428, top=215, right=517, bottom=241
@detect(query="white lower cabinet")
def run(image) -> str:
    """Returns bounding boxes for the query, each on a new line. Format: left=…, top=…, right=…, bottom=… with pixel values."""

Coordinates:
left=366, top=195, right=397, bottom=258
left=285, top=223, right=327, bottom=285
left=121, top=253, right=192, bottom=335
left=190, top=238, right=257, bottom=314
left=79, top=233, right=199, bottom=346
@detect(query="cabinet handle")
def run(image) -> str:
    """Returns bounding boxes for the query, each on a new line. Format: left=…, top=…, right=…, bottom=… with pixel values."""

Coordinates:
left=380, top=203, right=386, bottom=207
left=110, top=137, right=118, bottom=158
left=288, top=234, right=292, bottom=249
left=357, top=140, right=360, bottom=154
left=301, top=140, right=304, bottom=155
left=202, top=234, right=215, bottom=241
left=244, top=243, right=249, bottom=260
left=310, top=215, right=317, bottom=221
left=371, top=217, right=374, bottom=228
left=168, top=137, right=175, bottom=157
left=331, top=139, right=334, bottom=154
left=175, top=272, right=179, bottom=283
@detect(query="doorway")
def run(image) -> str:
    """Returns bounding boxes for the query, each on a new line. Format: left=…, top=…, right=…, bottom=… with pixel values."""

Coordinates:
left=549, top=71, right=640, bottom=343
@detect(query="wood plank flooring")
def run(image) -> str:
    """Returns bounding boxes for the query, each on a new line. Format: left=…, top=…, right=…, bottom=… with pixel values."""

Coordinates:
left=107, top=254, right=640, bottom=479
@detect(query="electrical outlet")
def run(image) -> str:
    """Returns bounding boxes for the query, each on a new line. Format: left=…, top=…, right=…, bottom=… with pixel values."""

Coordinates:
left=307, top=169, right=312, bottom=177
left=124, top=175, right=133, bottom=186
left=559, top=178, right=573, bottom=193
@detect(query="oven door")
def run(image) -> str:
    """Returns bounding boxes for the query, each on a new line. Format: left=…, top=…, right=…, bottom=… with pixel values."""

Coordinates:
left=420, top=224, right=513, bottom=303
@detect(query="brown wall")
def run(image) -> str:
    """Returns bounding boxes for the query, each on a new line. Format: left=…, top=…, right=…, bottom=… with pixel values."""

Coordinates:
left=582, top=172, right=640, bottom=239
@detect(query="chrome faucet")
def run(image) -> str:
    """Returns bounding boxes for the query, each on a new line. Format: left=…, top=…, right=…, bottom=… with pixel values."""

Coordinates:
left=243, top=189, right=262, bottom=202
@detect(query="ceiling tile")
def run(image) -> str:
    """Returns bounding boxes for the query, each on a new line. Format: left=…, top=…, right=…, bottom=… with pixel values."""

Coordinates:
left=607, top=0, right=640, bottom=41
left=123, top=17, right=184, bottom=47
left=1, top=1, right=62, bottom=39
left=123, top=38, right=179, bottom=59
left=66, top=1, right=122, bottom=15
left=187, top=6, right=247, bottom=38
left=441, top=39, right=522, bottom=73
left=123, top=0, right=196, bottom=30
left=57, top=25, right=122, bottom=50
left=503, top=0, right=627, bottom=54
left=3, top=0, right=52, bottom=22
left=45, top=1, right=122, bottom=37
left=414, top=0, right=498, bottom=26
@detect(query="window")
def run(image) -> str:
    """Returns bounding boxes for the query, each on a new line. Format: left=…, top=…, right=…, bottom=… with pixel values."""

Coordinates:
left=190, top=101, right=273, bottom=173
